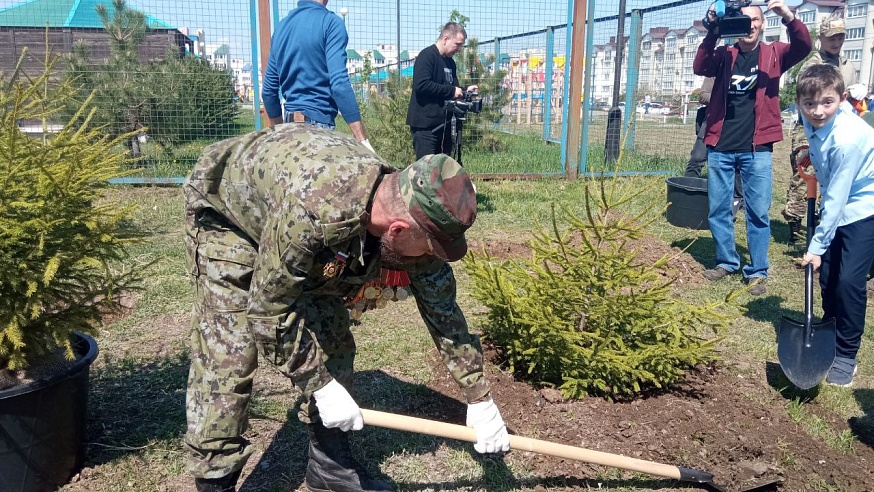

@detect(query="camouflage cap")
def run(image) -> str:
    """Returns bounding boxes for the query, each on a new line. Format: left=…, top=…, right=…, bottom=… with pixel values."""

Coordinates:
left=396, top=154, right=477, bottom=262
left=820, top=16, right=846, bottom=37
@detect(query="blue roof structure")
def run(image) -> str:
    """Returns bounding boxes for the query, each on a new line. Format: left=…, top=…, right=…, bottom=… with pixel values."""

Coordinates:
left=0, top=0, right=175, bottom=29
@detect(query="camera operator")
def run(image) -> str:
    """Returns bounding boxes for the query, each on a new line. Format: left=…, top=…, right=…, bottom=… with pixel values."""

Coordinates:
left=406, top=22, right=478, bottom=160
left=693, top=0, right=810, bottom=295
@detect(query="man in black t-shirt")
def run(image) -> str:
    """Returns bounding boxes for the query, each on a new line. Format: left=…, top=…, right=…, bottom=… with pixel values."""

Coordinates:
left=406, top=22, right=478, bottom=160
left=692, top=0, right=811, bottom=296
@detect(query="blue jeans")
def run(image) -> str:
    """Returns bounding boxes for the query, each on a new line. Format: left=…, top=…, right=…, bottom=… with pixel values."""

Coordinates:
left=706, top=149, right=772, bottom=278
left=283, top=111, right=335, bottom=130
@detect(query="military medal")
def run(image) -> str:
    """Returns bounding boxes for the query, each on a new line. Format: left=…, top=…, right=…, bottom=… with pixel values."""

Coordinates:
left=363, top=285, right=381, bottom=299
left=342, top=268, right=414, bottom=316
left=323, top=252, right=349, bottom=279
left=381, top=287, right=394, bottom=300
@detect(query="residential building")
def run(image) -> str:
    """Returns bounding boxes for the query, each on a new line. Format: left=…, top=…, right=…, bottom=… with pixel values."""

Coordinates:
left=346, top=49, right=363, bottom=74
left=230, top=58, right=252, bottom=97
left=203, top=43, right=230, bottom=70
left=0, top=0, right=191, bottom=78
left=374, top=43, right=397, bottom=68
left=630, top=21, right=708, bottom=103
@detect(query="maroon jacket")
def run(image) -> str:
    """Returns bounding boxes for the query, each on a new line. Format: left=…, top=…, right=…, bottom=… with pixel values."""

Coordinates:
left=693, top=18, right=811, bottom=148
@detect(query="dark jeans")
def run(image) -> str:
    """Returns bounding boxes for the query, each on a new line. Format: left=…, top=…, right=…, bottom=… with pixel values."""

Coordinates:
left=411, top=126, right=454, bottom=160
left=684, top=114, right=708, bottom=177
left=820, top=213, right=874, bottom=359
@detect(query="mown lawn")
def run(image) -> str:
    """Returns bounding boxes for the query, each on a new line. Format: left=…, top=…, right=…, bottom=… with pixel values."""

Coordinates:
left=61, top=131, right=874, bottom=492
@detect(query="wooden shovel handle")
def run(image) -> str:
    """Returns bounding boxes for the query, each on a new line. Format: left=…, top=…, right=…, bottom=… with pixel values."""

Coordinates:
left=361, top=408, right=713, bottom=483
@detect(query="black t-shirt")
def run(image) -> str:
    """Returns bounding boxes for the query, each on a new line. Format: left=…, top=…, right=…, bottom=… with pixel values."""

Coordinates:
left=715, top=47, right=759, bottom=152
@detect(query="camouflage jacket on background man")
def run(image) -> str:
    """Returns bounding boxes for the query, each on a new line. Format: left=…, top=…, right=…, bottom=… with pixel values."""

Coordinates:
left=183, top=124, right=490, bottom=402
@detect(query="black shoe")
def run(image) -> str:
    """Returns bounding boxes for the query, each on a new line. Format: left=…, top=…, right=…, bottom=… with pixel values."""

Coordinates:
left=305, top=424, right=394, bottom=492
left=195, top=469, right=241, bottom=492
left=787, top=221, right=803, bottom=247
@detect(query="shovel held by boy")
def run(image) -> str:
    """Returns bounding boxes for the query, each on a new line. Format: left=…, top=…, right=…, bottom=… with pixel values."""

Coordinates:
left=777, top=146, right=836, bottom=389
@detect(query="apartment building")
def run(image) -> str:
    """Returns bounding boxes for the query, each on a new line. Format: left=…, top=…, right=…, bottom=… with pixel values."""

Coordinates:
left=592, top=0, right=874, bottom=105
left=590, top=20, right=709, bottom=105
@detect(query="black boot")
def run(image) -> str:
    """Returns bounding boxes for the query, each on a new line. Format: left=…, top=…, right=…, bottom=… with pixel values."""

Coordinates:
left=305, top=424, right=394, bottom=492
left=194, top=469, right=241, bottom=492
left=787, top=220, right=803, bottom=246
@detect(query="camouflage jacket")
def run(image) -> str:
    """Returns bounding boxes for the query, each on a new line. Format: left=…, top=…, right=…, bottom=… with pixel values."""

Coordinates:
left=183, top=124, right=489, bottom=402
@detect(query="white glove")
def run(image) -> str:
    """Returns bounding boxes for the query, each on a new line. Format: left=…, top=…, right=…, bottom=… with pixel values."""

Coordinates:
left=312, top=379, right=364, bottom=432
left=360, top=139, right=375, bottom=153
left=466, top=397, right=510, bottom=453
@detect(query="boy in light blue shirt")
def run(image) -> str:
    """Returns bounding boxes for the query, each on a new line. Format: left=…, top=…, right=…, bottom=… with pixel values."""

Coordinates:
left=798, top=64, right=874, bottom=386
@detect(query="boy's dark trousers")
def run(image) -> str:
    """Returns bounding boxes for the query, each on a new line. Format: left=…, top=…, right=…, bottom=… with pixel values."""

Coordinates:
left=819, top=213, right=874, bottom=360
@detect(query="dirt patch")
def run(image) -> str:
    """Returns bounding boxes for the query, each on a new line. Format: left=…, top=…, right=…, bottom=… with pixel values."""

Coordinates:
left=432, top=235, right=874, bottom=491
left=468, top=233, right=707, bottom=289
left=423, top=346, right=874, bottom=491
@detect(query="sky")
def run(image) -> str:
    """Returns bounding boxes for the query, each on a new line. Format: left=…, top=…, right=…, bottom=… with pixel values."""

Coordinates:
left=0, top=0, right=804, bottom=64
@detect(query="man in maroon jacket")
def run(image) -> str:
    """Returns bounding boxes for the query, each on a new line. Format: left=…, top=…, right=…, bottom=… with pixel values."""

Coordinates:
left=693, top=0, right=811, bottom=296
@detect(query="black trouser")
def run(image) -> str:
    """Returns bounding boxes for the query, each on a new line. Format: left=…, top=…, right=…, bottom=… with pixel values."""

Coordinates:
left=820, top=214, right=874, bottom=360
left=684, top=112, right=708, bottom=178
left=411, top=126, right=454, bottom=160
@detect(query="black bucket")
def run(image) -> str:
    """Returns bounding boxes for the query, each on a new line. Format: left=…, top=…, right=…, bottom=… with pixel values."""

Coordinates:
left=0, top=333, right=99, bottom=492
left=666, top=177, right=709, bottom=230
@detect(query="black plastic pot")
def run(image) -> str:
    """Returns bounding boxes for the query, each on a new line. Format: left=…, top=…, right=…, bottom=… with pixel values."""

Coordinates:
left=665, top=177, right=709, bottom=230
left=0, top=332, right=99, bottom=492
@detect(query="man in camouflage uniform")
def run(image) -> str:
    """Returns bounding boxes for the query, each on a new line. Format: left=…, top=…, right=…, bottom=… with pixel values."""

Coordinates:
left=783, top=12, right=856, bottom=246
left=183, top=124, right=510, bottom=492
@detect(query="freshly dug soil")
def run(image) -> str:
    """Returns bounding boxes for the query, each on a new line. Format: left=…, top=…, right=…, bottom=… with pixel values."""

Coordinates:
left=426, top=238, right=874, bottom=491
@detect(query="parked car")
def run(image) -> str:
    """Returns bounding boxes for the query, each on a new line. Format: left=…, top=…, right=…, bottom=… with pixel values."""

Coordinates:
left=781, top=104, right=798, bottom=124
left=636, top=101, right=674, bottom=115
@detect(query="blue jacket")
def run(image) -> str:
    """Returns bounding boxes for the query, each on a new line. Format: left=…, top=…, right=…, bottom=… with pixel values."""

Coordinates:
left=804, top=105, right=874, bottom=255
left=262, top=0, right=360, bottom=125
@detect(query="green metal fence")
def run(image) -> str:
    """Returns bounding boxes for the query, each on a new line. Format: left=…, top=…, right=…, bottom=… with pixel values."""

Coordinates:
left=1, top=0, right=723, bottom=180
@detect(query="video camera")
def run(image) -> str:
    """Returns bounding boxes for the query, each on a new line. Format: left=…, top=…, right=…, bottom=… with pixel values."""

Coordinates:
left=704, top=0, right=765, bottom=39
left=445, top=90, right=483, bottom=117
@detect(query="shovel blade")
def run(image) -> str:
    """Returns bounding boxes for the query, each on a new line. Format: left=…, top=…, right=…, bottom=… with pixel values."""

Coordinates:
left=777, top=316, right=836, bottom=389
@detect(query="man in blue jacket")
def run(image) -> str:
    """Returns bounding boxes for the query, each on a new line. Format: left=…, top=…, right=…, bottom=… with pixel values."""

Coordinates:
left=693, top=0, right=810, bottom=295
left=262, top=0, right=373, bottom=152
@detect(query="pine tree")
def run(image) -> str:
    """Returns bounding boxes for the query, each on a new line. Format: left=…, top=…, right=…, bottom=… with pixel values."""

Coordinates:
left=1, top=45, right=142, bottom=376
left=464, top=176, right=740, bottom=400
left=65, top=0, right=237, bottom=157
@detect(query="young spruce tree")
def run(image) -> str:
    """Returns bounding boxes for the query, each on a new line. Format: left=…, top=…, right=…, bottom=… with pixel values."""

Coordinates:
left=464, top=176, right=741, bottom=400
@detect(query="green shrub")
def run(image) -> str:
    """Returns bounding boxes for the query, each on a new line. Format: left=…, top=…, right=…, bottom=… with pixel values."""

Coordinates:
left=0, top=49, right=142, bottom=372
left=463, top=178, right=739, bottom=400
left=362, top=76, right=416, bottom=168
left=64, top=0, right=238, bottom=156
left=142, top=53, right=239, bottom=147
